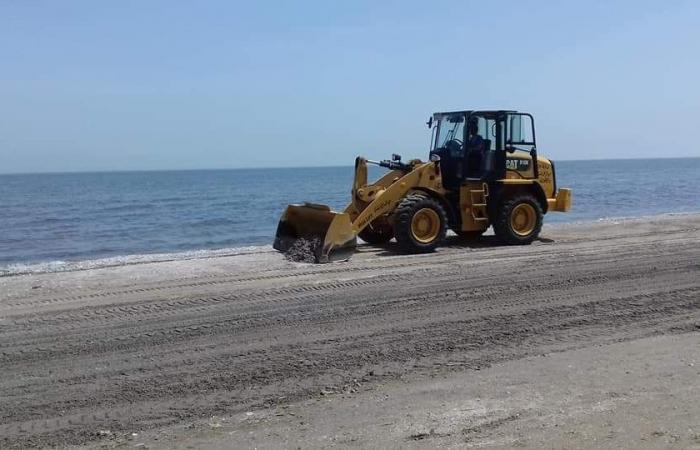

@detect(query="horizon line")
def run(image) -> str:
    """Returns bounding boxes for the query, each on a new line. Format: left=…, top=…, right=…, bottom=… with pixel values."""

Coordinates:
left=1, top=155, right=699, bottom=176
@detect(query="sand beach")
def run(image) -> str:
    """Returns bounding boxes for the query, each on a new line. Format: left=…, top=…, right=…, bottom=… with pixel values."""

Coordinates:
left=1, top=214, right=699, bottom=448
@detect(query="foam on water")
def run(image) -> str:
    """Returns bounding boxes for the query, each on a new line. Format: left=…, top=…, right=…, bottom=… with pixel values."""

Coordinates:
left=0, top=245, right=273, bottom=277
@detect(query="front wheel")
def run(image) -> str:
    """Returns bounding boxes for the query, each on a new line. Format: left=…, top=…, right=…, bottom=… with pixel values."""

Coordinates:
left=393, top=194, right=447, bottom=253
left=358, top=218, right=393, bottom=245
left=493, top=194, right=543, bottom=245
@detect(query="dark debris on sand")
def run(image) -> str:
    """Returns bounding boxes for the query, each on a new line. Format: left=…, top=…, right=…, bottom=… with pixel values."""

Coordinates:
left=284, top=237, right=321, bottom=263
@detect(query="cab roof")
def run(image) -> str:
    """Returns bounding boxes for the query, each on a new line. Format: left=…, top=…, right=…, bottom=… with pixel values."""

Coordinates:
left=433, top=110, right=519, bottom=118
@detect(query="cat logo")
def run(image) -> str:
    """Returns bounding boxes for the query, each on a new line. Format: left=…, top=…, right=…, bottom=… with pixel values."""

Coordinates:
left=506, top=159, right=530, bottom=171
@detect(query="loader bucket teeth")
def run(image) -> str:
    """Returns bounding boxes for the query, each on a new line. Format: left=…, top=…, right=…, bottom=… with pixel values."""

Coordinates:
left=273, top=203, right=357, bottom=263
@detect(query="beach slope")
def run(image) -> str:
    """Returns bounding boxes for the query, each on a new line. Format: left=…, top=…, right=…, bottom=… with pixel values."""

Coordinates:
left=1, top=214, right=699, bottom=448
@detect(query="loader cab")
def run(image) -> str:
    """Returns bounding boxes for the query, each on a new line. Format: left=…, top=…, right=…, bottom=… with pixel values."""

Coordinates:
left=430, top=110, right=538, bottom=187
left=430, top=113, right=466, bottom=188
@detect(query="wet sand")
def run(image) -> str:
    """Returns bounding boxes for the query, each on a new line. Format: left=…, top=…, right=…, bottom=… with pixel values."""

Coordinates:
left=1, top=214, right=699, bottom=448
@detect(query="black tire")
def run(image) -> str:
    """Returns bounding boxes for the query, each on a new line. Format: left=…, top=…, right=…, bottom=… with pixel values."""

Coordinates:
left=453, top=229, right=485, bottom=239
left=493, top=193, right=543, bottom=245
left=393, top=193, right=447, bottom=253
left=358, top=219, right=393, bottom=245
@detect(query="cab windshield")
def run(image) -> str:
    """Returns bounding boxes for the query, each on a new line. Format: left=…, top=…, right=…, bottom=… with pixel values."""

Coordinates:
left=434, top=114, right=465, bottom=149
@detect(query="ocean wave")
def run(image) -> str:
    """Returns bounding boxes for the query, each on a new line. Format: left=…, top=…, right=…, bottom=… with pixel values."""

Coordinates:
left=188, top=218, right=241, bottom=227
left=100, top=203, right=162, bottom=213
left=0, top=245, right=274, bottom=277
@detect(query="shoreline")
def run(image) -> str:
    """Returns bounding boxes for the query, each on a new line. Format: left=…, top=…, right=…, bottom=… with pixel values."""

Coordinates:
left=3, top=210, right=700, bottom=278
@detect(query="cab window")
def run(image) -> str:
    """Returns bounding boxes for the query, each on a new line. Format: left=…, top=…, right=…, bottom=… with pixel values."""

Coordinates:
left=507, top=114, right=535, bottom=150
left=436, top=114, right=465, bottom=149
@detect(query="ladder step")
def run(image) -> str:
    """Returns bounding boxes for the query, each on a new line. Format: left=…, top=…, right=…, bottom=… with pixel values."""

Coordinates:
left=468, top=185, right=489, bottom=224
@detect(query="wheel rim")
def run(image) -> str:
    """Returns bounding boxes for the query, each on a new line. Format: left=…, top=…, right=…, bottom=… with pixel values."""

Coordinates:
left=510, top=203, right=537, bottom=236
left=411, top=208, right=440, bottom=243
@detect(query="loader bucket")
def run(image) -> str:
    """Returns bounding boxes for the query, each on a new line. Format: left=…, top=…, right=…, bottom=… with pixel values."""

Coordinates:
left=273, top=203, right=357, bottom=263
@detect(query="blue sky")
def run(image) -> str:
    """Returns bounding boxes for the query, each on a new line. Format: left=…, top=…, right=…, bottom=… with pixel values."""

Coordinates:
left=1, top=0, right=699, bottom=173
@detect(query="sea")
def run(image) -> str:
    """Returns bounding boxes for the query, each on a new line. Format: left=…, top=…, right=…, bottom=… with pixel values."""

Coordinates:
left=1, top=158, right=699, bottom=275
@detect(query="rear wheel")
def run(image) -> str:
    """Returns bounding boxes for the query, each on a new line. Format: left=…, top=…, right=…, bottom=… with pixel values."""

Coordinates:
left=358, top=218, right=393, bottom=245
left=394, top=194, right=447, bottom=253
left=493, top=193, right=543, bottom=245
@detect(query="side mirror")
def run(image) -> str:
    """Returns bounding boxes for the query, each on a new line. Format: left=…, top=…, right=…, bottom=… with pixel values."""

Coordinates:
left=429, top=153, right=441, bottom=162
left=426, top=117, right=433, bottom=128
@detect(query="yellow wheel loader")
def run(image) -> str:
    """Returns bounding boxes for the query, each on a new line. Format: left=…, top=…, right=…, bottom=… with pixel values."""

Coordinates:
left=274, top=110, right=572, bottom=262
